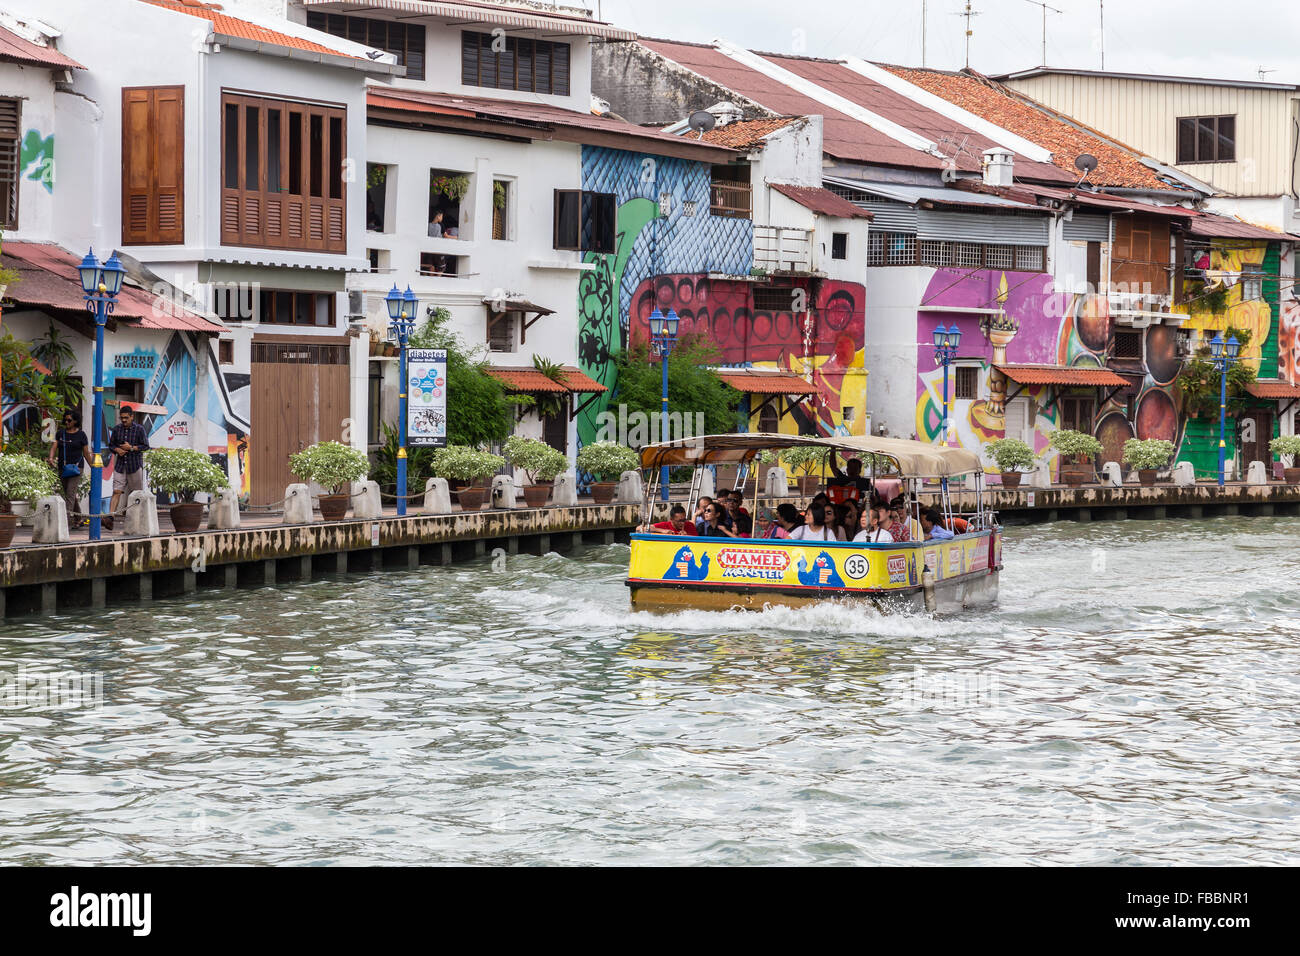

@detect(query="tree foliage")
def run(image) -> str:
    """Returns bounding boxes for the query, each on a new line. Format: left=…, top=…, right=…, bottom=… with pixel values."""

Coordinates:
left=612, top=335, right=740, bottom=438
left=1175, top=326, right=1258, bottom=419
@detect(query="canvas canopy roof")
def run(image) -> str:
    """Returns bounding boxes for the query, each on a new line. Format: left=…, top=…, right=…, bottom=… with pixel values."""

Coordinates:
left=638, top=433, right=982, bottom=478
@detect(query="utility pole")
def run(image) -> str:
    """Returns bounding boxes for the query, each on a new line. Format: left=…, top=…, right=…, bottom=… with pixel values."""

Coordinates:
left=921, top=0, right=927, bottom=68
left=954, top=1, right=980, bottom=70
left=1022, top=0, right=1062, bottom=67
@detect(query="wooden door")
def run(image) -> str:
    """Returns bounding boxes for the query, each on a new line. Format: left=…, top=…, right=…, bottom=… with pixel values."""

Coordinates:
left=249, top=340, right=350, bottom=507
left=1240, top=409, right=1274, bottom=473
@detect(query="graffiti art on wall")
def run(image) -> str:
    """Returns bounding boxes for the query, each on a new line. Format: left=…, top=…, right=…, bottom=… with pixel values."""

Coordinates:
left=1280, top=298, right=1300, bottom=386
left=1173, top=242, right=1272, bottom=373
left=577, top=147, right=754, bottom=446
left=20, top=130, right=54, bottom=192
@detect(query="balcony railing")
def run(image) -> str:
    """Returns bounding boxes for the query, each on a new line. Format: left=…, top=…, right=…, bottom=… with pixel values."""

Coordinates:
left=753, top=225, right=813, bottom=273
left=710, top=181, right=752, bottom=219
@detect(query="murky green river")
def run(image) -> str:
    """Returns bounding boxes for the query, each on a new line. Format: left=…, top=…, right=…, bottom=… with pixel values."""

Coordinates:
left=1, top=517, right=1297, bottom=865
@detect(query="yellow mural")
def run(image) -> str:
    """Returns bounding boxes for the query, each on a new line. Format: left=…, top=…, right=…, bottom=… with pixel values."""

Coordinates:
left=1172, top=242, right=1271, bottom=372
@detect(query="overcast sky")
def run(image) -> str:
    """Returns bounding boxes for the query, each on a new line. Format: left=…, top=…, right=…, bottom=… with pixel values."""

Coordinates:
left=582, top=0, right=1300, bottom=84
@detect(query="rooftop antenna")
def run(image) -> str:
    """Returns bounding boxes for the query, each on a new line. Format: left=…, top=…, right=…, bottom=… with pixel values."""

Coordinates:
left=1022, top=0, right=1062, bottom=66
left=1099, top=0, right=1105, bottom=70
left=1074, top=152, right=1098, bottom=187
left=687, top=109, right=716, bottom=140
left=953, top=1, right=980, bottom=69
left=1258, top=65, right=1277, bottom=80
left=921, top=0, right=927, bottom=68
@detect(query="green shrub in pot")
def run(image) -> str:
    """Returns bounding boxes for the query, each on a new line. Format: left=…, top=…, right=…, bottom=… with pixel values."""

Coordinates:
left=1121, top=438, right=1175, bottom=471
left=288, top=441, right=370, bottom=494
left=984, top=437, right=1035, bottom=473
left=1269, top=434, right=1300, bottom=468
left=430, top=445, right=506, bottom=484
left=0, top=452, right=59, bottom=511
left=503, top=436, right=568, bottom=484
left=575, top=441, right=639, bottom=482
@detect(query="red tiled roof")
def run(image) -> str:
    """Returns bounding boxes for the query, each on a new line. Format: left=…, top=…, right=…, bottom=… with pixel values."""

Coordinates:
left=485, top=366, right=608, bottom=394
left=0, top=242, right=224, bottom=334
left=995, top=364, right=1131, bottom=387
left=367, top=88, right=737, bottom=161
left=769, top=183, right=872, bottom=220
left=700, top=117, right=800, bottom=149
left=638, top=39, right=947, bottom=171
left=141, top=0, right=368, bottom=60
left=1247, top=381, right=1300, bottom=399
left=0, top=25, right=84, bottom=69
left=1183, top=211, right=1299, bottom=241
left=879, top=65, right=1179, bottom=192
left=716, top=369, right=817, bottom=395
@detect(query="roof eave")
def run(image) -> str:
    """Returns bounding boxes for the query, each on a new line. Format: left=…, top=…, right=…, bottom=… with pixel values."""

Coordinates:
left=214, top=32, right=404, bottom=75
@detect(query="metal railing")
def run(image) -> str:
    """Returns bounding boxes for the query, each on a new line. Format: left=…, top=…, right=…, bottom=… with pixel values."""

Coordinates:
left=709, top=181, right=752, bottom=219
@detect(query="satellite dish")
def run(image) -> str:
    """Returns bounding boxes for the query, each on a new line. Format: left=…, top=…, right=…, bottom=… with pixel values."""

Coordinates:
left=687, top=110, right=717, bottom=139
left=1074, top=153, right=1098, bottom=174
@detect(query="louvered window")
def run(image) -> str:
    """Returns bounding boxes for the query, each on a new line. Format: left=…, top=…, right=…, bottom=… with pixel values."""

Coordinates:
left=122, top=87, right=184, bottom=244
left=221, top=93, right=346, bottom=253
left=0, top=98, right=18, bottom=229
left=462, top=31, right=570, bottom=95
left=306, top=13, right=425, bottom=80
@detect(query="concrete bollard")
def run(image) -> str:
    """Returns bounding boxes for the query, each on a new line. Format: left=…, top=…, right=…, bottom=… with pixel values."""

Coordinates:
left=32, top=495, right=69, bottom=544
left=284, top=483, right=316, bottom=524
left=698, top=467, right=716, bottom=499
left=1173, top=461, right=1195, bottom=487
left=424, top=477, right=452, bottom=514
left=1247, top=460, right=1268, bottom=486
left=124, top=491, right=160, bottom=537
left=1029, top=459, right=1052, bottom=488
left=352, top=479, right=383, bottom=519
left=552, top=471, right=579, bottom=507
left=617, top=469, right=644, bottom=503
left=490, top=474, right=517, bottom=510
left=1101, top=461, right=1123, bottom=487
left=1224, top=460, right=1235, bottom=482
left=208, top=486, right=240, bottom=530
left=764, top=466, right=789, bottom=497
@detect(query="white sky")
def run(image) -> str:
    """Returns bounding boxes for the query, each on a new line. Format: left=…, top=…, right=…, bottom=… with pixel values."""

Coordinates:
left=580, top=0, right=1300, bottom=84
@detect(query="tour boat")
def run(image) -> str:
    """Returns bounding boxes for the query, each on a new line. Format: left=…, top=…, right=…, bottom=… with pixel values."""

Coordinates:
left=626, top=434, right=1002, bottom=613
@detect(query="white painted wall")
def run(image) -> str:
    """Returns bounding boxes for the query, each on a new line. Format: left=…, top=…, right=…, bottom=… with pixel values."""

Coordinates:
left=0, top=64, right=58, bottom=242
left=864, top=265, right=931, bottom=440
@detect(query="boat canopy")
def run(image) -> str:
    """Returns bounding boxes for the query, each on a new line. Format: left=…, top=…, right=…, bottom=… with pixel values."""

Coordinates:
left=637, top=433, right=983, bottom=478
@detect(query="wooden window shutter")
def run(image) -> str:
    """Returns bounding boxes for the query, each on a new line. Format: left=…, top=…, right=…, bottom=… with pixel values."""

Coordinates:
left=122, top=86, right=184, bottom=245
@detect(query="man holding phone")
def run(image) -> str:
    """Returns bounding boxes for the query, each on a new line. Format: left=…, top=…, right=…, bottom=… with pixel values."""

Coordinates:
left=104, top=405, right=149, bottom=531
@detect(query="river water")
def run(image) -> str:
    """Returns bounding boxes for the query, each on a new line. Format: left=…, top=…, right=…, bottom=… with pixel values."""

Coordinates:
left=1, top=517, right=1297, bottom=866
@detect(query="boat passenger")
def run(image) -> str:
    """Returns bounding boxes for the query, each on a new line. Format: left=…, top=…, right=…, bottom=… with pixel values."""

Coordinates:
left=921, top=507, right=955, bottom=541
left=791, top=504, right=842, bottom=542
left=832, top=502, right=854, bottom=541
left=695, top=496, right=731, bottom=534
left=645, top=504, right=698, bottom=536
left=887, top=497, right=913, bottom=542
left=724, top=494, right=754, bottom=537
left=828, top=455, right=872, bottom=499
left=700, top=502, right=740, bottom=538
left=853, top=504, right=895, bottom=544
left=773, top=503, right=801, bottom=538
left=726, top=489, right=751, bottom=515
left=949, top=515, right=971, bottom=534
left=756, top=506, right=787, bottom=539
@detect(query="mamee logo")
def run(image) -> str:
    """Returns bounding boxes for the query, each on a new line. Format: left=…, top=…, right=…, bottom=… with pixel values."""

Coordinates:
left=50, top=886, right=151, bottom=937
left=886, top=555, right=907, bottom=584
left=716, top=548, right=790, bottom=581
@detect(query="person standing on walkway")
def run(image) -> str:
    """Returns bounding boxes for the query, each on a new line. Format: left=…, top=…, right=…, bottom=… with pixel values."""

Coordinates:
left=47, top=410, right=91, bottom=529
left=105, top=405, right=149, bottom=531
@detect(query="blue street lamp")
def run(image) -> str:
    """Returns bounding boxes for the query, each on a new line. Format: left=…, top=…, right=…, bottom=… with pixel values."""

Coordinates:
left=1210, top=332, right=1241, bottom=488
left=385, top=284, right=419, bottom=516
left=649, top=307, right=680, bottom=501
left=78, top=248, right=125, bottom=541
left=932, top=322, right=962, bottom=443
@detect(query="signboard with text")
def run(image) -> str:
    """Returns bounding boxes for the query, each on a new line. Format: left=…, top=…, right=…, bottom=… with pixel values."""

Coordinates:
left=406, top=348, right=448, bottom=447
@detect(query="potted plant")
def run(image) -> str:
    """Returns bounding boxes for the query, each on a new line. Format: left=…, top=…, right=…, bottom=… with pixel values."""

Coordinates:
left=0, top=453, right=59, bottom=547
left=1048, top=429, right=1103, bottom=487
left=431, top=445, right=506, bottom=511
left=289, top=440, right=370, bottom=521
left=1269, top=435, right=1300, bottom=484
left=984, top=438, right=1035, bottom=489
left=1122, top=438, right=1175, bottom=486
left=576, top=441, right=639, bottom=504
left=503, top=436, right=568, bottom=508
left=144, top=448, right=231, bottom=533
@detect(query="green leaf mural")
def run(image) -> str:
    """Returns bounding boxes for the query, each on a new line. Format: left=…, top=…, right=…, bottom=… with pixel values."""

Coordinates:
left=21, top=130, right=54, bottom=193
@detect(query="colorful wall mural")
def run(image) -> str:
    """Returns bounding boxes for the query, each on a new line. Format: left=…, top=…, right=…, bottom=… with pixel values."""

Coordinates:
left=20, top=129, right=54, bottom=192
left=1172, top=242, right=1274, bottom=375
left=1280, top=298, right=1300, bottom=386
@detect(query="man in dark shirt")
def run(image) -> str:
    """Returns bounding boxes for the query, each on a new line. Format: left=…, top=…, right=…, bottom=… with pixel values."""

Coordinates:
left=724, top=494, right=753, bottom=537
left=828, top=455, right=872, bottom=500
left=105, top=405, right=149, bottom=530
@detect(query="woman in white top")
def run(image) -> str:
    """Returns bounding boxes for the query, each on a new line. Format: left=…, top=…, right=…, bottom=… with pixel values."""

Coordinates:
left=790, top=504, right=843, bottom=541
left=852, top=504, right=895, bottom=544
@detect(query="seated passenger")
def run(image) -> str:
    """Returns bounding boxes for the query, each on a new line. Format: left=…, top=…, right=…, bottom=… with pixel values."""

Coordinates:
left=700, top=502, right=740, bottom=537
left=921, top=507, right=955, bottom=540
left=949, top=515, right=970, bottom=534
left=791, top=504, right=842, bottom=542
left=647, top=504, right=698, bottom=536
left=724, top=494, right=753, bottom=537
left=854, top=504, right=895, bottom=543
left=773, top=503, right=801, bottom=539
left=887, top=497, right=913, bottom=542
left=828, top=455, right=872, bottom=499
left=694, top=496, right=729, bottom=535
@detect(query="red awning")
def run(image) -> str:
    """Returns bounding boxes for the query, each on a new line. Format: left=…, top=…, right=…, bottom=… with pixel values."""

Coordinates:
left=485, top=365, right=608, bottom=394
left=716, top=369, right=817, bottom=395
left=1247, top=381, right=1300, bottom=400
left=0, top=25, right=84, bottom=69
left=995, top=364, right=1132, bottom=387
left=769, top=183, right=872, bottom=220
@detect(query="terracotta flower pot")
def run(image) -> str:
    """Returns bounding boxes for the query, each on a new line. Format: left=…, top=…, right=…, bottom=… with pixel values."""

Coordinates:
left=1284, top=467, right=1300, bottom=485
left=1000, top=471, right=1022, bottom=489
left=169, top=502, right=204, bottom=534
left=0, top=513, right=16, bottom=548
left=318, top=493, right=350, bottom=521
left=1137, top=469, right=1158, bottom=487
left=589, top=481, right=618, bottom=504
left=458, top=486, right=486, bottom=511
left=521, top=484, right=551, bottom=508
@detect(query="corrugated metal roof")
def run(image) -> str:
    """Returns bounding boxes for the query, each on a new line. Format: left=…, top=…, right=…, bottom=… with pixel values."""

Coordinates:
left=995, top=364, right=1130, bottom=387
left=1184, top=212, right=1299, bottom=242
left=1, top=242, right=224, bottom=334
left=768, top=183, right=872, bottom=220
left=823, top=176, right=1044, bottom=211
left=485, top=365, right=607, bottom=394
left=299, top=0, right=636, bottom=41
left=0, top=25, right=84, bottom=69
left=715, top=369, right=817, bottom=395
